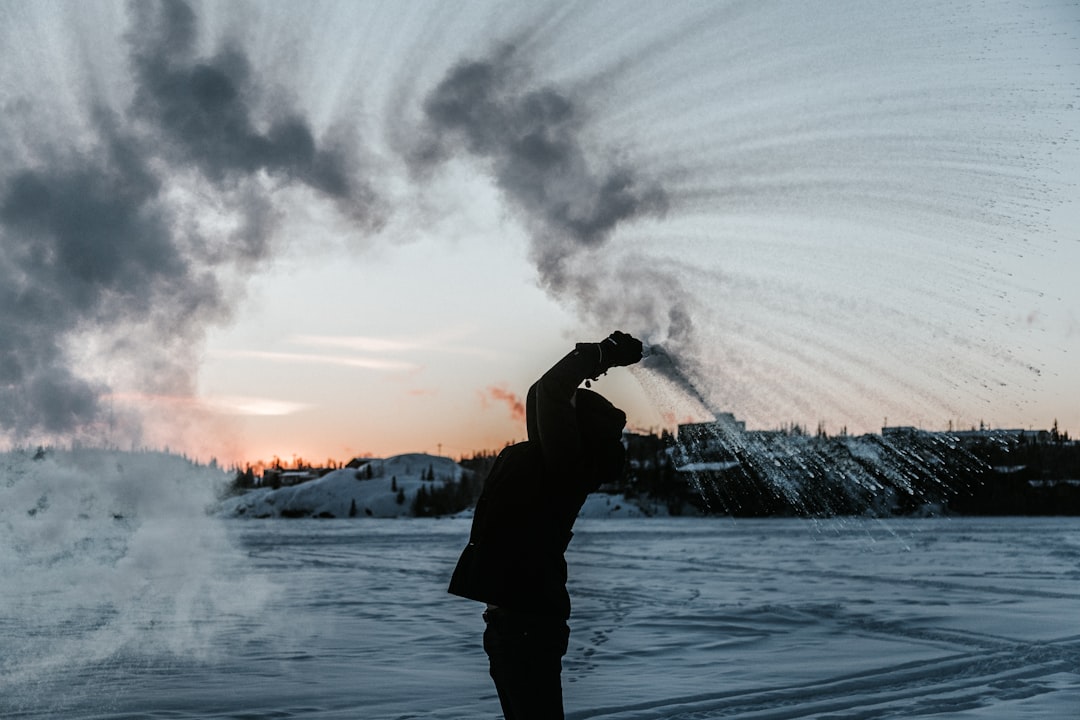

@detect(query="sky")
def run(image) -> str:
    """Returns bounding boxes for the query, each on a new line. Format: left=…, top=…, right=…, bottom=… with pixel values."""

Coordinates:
left=0, top=0, right=1077, bottom=465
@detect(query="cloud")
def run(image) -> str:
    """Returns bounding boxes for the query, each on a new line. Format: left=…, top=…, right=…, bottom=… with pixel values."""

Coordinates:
left=482, top=384, right=526, bottom=423
left=409, top=44, right=668, bottom=292
left=0, top=113, right=214, bottom=437
left=406, top=44, right=699, bottom=398
left=292, top=331, right=497, bottom=358
left=293, top=335, right=422, bottom=353
left=0, top=4, right=677, bottom=446
left=213, top=350, right=418, bottom=372
left=201, top=395, right=311, bottom=417
left=110, top=392, right=311, bottom=417
left=127, top=0, right=378, bottom=223
left=0, top=0, right=380, bottom=442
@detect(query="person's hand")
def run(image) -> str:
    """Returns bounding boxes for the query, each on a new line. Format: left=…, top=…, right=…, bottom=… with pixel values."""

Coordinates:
left=599, top=331, right=643, bottom=369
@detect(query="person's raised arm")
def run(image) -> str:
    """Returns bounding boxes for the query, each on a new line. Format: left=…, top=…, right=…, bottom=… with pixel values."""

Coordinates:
left=526, top=332, right=642, bottom=477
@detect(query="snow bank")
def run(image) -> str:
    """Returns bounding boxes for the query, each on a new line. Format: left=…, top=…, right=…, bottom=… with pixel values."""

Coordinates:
left=0, top=449, right=274, bottom=686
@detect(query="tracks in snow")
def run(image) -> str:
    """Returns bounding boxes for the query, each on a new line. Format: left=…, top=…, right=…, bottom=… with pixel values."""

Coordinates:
left=565, top=533, right=1080, bottom=718
left=570, top=634, right=1080, bottom=719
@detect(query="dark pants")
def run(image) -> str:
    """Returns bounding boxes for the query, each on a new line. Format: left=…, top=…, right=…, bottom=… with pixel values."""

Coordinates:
left=482, top=607, right=570, bottom=720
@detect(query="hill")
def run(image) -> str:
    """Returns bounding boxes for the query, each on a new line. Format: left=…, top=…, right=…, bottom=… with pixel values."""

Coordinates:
left=220, top=453, right=461, bottom=519
left=220, top=452, right=650, bottom=519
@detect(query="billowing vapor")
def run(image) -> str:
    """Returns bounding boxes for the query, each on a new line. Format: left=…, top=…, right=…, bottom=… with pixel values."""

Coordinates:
left=409, top=45, right=669, bottom=293
left=408, top=48, right=714, bottom=412
left=406, top=43, right=708, bottom=403
left=400, top=4, right=1074, bottom=432
left=127, top=0, right=377, bottom=222
left=0, top=116, right=208, bottom=437
left=0, top=0, right=1073, bottom=450
left=0, top=0, right=377, bottom=443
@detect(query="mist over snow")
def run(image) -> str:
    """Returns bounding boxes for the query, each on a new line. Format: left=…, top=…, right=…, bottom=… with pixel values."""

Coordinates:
left=0, top=447, right=276, bottom=684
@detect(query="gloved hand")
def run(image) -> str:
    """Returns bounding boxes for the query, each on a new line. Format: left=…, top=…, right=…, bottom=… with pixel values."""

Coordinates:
left=598, top=331, right=643, bottom=371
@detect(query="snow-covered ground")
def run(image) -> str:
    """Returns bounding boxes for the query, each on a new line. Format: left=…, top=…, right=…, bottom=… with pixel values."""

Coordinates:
left=3, top=512, right=1078, bottom=719
left=3, top=451, right=1078, bottom=717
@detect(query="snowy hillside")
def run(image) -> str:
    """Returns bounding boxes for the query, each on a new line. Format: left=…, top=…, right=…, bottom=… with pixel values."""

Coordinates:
left=220, top=453, right=465, bottom=519
left=577, top=492, right=651, bottom=519
left=220, top=452, right=651, bottom=519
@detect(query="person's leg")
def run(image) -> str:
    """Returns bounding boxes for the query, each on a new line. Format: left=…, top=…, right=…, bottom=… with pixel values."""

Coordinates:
left=483, top=608, right=569, bottom=720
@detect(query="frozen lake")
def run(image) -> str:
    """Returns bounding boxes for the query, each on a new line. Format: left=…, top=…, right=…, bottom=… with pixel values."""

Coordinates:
left=4, top=516, right=1079, bottom=719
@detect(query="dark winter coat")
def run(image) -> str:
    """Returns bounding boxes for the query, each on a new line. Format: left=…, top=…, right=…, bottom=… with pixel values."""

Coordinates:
left=448, top=343, right=627, bottom=619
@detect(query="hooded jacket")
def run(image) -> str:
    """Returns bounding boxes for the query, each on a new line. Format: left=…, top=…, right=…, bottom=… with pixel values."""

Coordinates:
left=448, top=343, right=627, bottom=619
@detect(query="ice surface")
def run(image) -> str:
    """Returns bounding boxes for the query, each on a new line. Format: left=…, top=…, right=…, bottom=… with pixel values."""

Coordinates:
left=2, top=515, right=1078, bottom=719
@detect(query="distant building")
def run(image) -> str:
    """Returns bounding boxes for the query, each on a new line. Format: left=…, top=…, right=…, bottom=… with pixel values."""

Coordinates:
left=678, top=413, right=745, bottom=445
left=882, top=425, right=1051, bottom=447
left=950, top=428, right=1049, bottom=446
left=882, top=426, right=924, bottom=441
left=261, top=468, right=319, bottom=487
left=673, top=414, right=748, bottom=471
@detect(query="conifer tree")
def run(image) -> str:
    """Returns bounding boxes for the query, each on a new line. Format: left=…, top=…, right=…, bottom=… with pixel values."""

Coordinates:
left=413, top=485, right=429, bottom=515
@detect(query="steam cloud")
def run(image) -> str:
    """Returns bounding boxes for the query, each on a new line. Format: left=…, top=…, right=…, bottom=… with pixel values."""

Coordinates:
left=0, top=0, right=377, bottom=442
left=1, top=1, right=1069, bottom=445
left=0, top=117, right=195, bottom=436
left=407, top=45, right=713, bottom=401
left=406, top=42, right=708, bottom=403
left=409, top=45, right=669, bottom=293
left=127, top=0, right=377, bottom=219
left=1, top=11, right=682, bottom=444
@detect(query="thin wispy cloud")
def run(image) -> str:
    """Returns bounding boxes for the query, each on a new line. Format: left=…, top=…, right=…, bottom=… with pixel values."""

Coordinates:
left=291, top=330, right=499, bottom=358
left=213, top=350, right=418, bottom=372
left=109, top=392, right=311, bottom=417
left=292, top=335, right=421, bottom=353
left=200, top=395, right=313, bottom=417
left=481, top=384, right=526, bottom=423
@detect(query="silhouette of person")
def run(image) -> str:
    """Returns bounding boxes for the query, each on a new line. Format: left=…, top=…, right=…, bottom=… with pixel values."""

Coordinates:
left=449, top=331, right=643, bottom=719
